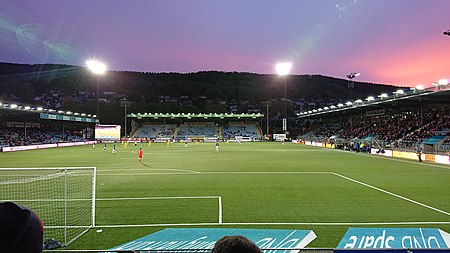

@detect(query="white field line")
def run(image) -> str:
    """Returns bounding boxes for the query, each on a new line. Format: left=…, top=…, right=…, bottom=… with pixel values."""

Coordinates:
left=218, top=196, right=223, bottom=224
left=97, top=171, right=334, bottom=176
left=96, top=221, right=450, bottom=228
left=98, top=172, right=200, bottom=176
left=332, top=172, right=450, bottom=217
left=96, top=196, right=220, bottom=201
left=200, top=171, right=333, bottom=174
left=99, top=168, right=201, bottom=173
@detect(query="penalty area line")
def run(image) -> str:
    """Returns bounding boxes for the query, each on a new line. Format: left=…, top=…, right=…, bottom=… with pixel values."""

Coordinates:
left=95, top=221, right=450, bottom=228
left=96, top=196, right=221, bottom=201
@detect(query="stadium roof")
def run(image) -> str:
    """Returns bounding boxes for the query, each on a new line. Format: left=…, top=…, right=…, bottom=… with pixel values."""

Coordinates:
left=127, top=112, right=263, bottom=119
left=0, top=101, right=98, bottom=123
left=298, top=86, right=450, bottom=118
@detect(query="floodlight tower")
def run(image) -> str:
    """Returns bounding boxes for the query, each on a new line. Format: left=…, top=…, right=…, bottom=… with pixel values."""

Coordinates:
left=276, top=62, right=292, bottom=135
left=346, top=72, right=360, bottom=100
left=86, top=60, right=107, bottom=123
left=120, top=98, right=132, bottom=137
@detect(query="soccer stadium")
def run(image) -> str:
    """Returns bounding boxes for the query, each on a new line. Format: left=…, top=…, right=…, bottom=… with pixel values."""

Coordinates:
left=1, top=1, right=450, bottom=253
left=1, top=69, right=449, bottom=252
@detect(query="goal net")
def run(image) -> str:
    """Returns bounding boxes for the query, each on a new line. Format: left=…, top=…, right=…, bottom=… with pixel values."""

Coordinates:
left=0, top=167, right=96, bottom=246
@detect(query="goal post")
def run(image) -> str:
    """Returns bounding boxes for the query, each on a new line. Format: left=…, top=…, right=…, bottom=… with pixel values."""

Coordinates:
left=0, top=167, right=96, bottom=246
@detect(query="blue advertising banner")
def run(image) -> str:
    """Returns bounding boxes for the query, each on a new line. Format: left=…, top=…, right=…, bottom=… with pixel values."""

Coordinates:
left=110, top=228, right=316, bottom=252
left=40, top=113, right=98, bottom=123
left=336, top=228, right=450, bottom=249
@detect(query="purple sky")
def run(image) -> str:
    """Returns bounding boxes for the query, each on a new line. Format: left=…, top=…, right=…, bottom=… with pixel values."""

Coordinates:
left=1, top=0, right=449, bottom=87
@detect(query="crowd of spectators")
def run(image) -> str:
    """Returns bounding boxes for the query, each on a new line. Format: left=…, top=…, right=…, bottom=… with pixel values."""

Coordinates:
left=132, top=123, right=263, bottom=140
left=177, top=123, right=219, bottom=138
left=134, top=124, right=176, bottom=138
left=222, top=124, right=259, bottom=139
left=0, top=127, right=84, bottom=147
left=305, top=108, right=449, bottom=151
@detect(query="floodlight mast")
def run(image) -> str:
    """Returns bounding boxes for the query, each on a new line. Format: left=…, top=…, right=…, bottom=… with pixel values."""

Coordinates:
left=347, top=72, right=360, bottom=100
left=120, top=98, right=132, bottom=137
left=276, top=62, right=292, bottom=136
left=86, top=60, right=107, bottom=123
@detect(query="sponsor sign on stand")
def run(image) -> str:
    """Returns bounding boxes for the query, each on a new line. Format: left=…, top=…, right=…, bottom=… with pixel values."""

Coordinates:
left=336, top=228, right=450, bottom=250
left=110, top=228, right=317, bottom=252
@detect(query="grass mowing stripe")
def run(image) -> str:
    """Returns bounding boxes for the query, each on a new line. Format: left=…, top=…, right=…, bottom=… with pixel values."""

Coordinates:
left=332, top=172, right=450, bottom=217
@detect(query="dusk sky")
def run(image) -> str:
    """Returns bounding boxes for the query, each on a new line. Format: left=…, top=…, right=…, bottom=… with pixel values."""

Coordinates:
left=1, top=0, right=449, bottom=87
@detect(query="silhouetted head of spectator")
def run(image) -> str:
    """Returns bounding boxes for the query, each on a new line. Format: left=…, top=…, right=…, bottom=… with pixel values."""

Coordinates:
left=0, top=202, right=44, bottom=253
left=212, top=235, right=262, bottom=253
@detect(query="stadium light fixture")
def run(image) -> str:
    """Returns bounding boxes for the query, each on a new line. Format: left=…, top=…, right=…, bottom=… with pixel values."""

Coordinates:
left=415, top=85, right=425, bottom=90
left=86, top=60, right=107, bottom=75
left=438, top=79, right=448, bottom=86
left=366, top=96, right=375, bottom=101
left=276, top=62, right=292, bottom=76
left=354, top=99, right=363, bottom=104
left=24, top=106, right=31, bottom=110
left=346, top=72, right=360, bottom=79
left=345, top=101, right=353, bottom=106
left=324, top=106, right=330, bottom=110
left=37, top=107, right=43, bottom=111
left=66, top=111, right=72, bottom=115
left=58, top=110, right=64, bottom=114
left=318, top=108, right=323, bottom=112
left=10, top=104, right=18, bottom=109
left=0, top=102, right=3, bottom=106
left=378, top=93, right=388, bottom=99
left=395, top=89, right=404, bottom=94
left=337, top=103, right=344, bottom=107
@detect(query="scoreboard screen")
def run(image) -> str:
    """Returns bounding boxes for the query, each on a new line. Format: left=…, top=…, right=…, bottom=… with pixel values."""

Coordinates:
left=95, top=125, right=121, bottom=140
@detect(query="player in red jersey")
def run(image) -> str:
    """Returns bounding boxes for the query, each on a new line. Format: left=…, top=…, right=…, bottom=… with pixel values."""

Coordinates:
left=138, top=148, right=143, bottom=163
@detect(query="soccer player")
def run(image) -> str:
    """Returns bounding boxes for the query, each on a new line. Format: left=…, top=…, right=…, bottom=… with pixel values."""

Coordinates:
left=416, top=147, right=423, bottom=162
left=103, top=143, right=107, bottom=152
left=138, top=148, right=143, bottom=163
left=112, top=144, right=116, bottom=154
left=215, top=141, right=220, bottom=151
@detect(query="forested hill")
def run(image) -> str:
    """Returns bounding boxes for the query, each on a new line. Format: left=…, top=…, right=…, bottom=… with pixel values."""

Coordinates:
left=0, top=62, right=397, bottom=104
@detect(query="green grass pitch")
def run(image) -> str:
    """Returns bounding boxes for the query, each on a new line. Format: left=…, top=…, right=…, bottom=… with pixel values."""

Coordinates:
left=0, top=142, right=449, bottom=249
